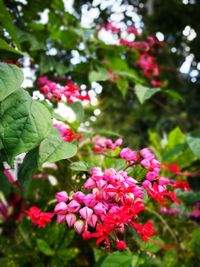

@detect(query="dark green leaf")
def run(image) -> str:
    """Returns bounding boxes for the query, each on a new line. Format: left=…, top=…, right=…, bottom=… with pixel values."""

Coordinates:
left=57, top=247, right=79, bottom=262
left=36, top=239, right=54, bottom=256
left=0, top=169, right=11, bottom=196
left=18, top=148, right=39, bottom=187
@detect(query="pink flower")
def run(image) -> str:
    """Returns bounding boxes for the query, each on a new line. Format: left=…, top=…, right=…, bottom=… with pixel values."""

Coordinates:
left=146, top=171, right=158, bottom=181
left=74, top=220, right=85, bottom=234
left=72, top=191, right=85, bottom=203
left=94, top=203, right=107, bottom=215
left=67, top=200, right=81, bottom=213
left=120, top=148, right=139, bottom=161
left=79, top=207, right=93, bottom=220
left=56, top=215, right=66, bottom=224
left=83, top=194, right=97, bottom=207
left=55, top=191, right=69, bottom=202
left=88, top=214, right=98, bottom=228
left=83, top=178, right=96, bottom=190
left=159, top=177, right=171, bottom=186
left=66, top=213, right=77, bottom=227
left=54, top=202, right=68, bottom=215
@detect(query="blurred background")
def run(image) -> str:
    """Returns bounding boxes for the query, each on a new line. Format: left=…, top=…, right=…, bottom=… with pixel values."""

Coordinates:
left=0, top=0, right=200, bottom=266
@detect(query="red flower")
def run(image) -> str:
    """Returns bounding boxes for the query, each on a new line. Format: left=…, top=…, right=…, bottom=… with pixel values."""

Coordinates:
left=132, top=221, right=156, bottom=241
left=162, top=163, right=181, bottom=174
left=116, top=240, right=126, bottom=251
left=26, top=206, right=54, bottom=228
left=173, top=181, right=190, bottom=191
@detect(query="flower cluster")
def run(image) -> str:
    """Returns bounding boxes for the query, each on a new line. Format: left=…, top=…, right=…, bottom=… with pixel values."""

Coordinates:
left=37, top=76, right=90, bottom=103
left=54, top=123, right=82, bottom=142
left=100, top=22, right=163, bottom=87
left=120, top=36, right=163, bottom=87
left=120, top=147, right=180, bottom=204
left=92, top=136, right=123, bottom=153
left=26, top=206, right=54, bottom=228
left=54, top=147, right=178, bottom=250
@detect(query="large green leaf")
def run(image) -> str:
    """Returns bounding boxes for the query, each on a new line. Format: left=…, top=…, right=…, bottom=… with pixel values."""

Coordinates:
left=0, top=0, right=19, bottom=46
left=186, top=136, right=200, bottom=159
left=0, top=63, right=24, bottom=101
left=101, top=252, right=132, bottom=267
left=134, top=84, right=160, bottom=104
left=0, top=89, right=52, bottom=165
left=38, top=128, right=77, bottom=166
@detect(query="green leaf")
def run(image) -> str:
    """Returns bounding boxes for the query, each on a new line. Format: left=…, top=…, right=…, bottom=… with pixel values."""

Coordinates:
left=0, top=63, right=24, bottom=101
left=18, top=148, right=39, bottom=187
left=89, top=69, right=109, bottom=83
left=138, top=236, right=163, bottom=253
left=114, top=70, right=143, bottom=83
left=186, top=136, right=200, bottom=159
left=70, top=161, right=88, bottom=171
left=36, top=239, right=54, bottom=256
left=0, top=38, right=23, bottom=56
left=168, top=127, right=185, bottom=148
left=0, top=0, right=20, bottom=46
left=57, top=247, right=79, bottom=262
left=0, top=169, right=11, bottom=196
left=164, top=89, right=184, bottom=102
left=176, top=190, right=200, bottom=204
left=131, top=255, right=144, bottom=267
left=69, top=102, right=84, bottom=122
left=116, top=77, right=129, bottom=97
left=0, top=89, right=52, bottom=165
left=38, top=128, right=77, bottom=166
left=134, top=85, right=160, bottom=104
left=101, top=252, right=132, bottom=267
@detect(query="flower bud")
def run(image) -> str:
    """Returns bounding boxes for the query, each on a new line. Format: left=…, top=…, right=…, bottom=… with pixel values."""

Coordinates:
left=79, top=207, right=93, bottom=220
left=54, top=202, right=68, bottom=215
left=66, top=213, right=76, bottom=227
left=55, top=191, right=68, bottom=202
left=88, top=214, right=98, bottom=228
left=67, top=200, right=80, bottom=213
left=74, top=220, right=85, bottom=234
left=56, top=215, right=65, bottom=224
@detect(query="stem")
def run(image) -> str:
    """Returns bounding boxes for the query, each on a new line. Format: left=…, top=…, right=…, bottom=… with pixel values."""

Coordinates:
left=145, top=207, right=178, bottom=244
left=96, top=153, right=120, bottom=159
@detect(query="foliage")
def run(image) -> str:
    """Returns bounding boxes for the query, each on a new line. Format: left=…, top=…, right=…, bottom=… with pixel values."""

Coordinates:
left=0, top=0, right=200, bottom=267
